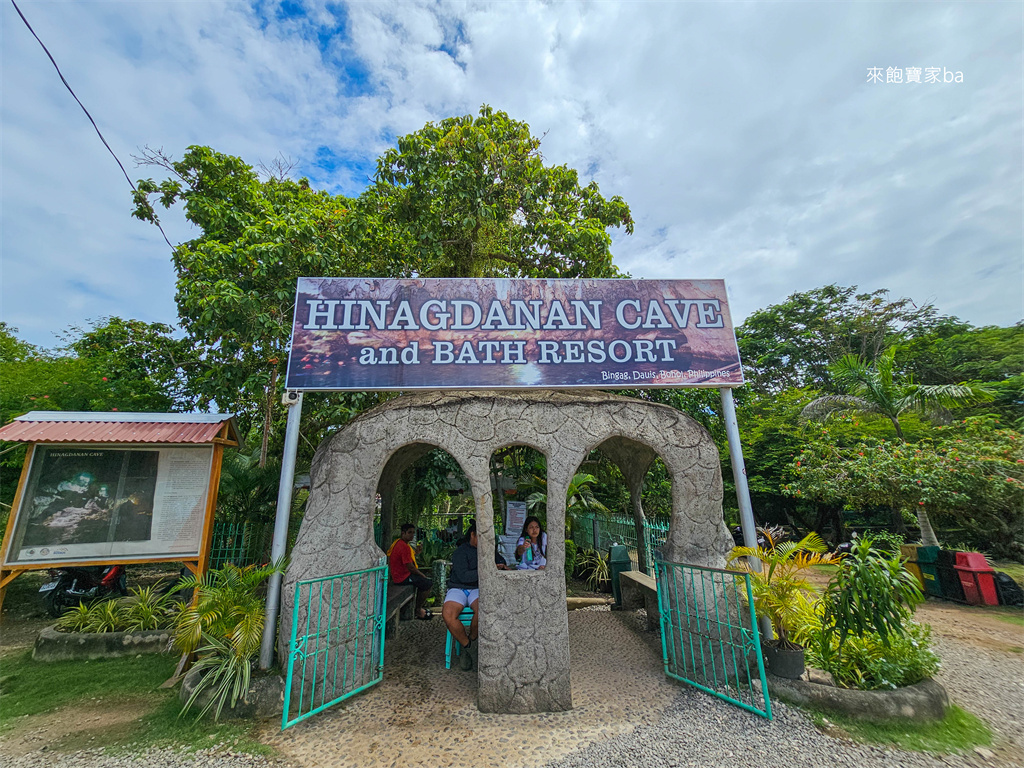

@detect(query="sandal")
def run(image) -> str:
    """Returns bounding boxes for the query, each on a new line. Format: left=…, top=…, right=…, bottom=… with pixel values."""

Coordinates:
left=416, top=609, right=433, bottom=621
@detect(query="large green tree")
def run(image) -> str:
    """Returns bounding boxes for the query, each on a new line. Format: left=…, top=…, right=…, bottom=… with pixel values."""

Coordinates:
left=894, top=321, right=1024, bottom=427
left=132, top=147, right=371, bottom=464
left=370, top=105, right=633, bottom=279
left=786, top=417, right=1023, bottom=558
left=736, top=285, right=947, bottom=394
left=131, top=109, right=634, bottom=465
left=0, top=320, right=188, bottom=509
left=62, top=317, right=195, bottom=412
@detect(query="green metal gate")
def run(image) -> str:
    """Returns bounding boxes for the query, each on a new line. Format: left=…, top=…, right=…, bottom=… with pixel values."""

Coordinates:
left=654, top=559, right=772, bottom=719
left=282, top=563, right=388, bottom=729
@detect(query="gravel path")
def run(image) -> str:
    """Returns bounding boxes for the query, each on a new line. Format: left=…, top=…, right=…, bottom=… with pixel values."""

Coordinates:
left=2, top=608, right=1021, bottom=768
left=543, top=634, right=1024, bottom=768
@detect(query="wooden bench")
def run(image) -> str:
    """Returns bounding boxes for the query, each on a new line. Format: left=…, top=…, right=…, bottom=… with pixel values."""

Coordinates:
left=618, top=570, right=660, bottom=631
left=384, top=584, right=416, bottom=638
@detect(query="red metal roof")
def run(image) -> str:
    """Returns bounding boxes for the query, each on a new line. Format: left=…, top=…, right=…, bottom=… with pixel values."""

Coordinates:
left=0, top=413, right=238, bottom=445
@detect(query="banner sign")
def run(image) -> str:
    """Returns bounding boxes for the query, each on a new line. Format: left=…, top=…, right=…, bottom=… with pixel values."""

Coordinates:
left=286, top=278, right=743, bottom=391
left=506, top=501, right=528, bottom=535
left=3, top=445, right=213, bottom=566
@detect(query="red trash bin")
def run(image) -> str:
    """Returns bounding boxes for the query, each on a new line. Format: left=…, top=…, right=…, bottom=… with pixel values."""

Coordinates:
left=954, top=551, right=999, bottom=606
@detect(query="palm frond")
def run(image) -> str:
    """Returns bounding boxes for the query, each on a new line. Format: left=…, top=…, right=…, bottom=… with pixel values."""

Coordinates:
left=901, top=382, right=995, bottom=413
left=800, top=395, right=875, bottom=421
left=829, top=354, right=873, bottom=392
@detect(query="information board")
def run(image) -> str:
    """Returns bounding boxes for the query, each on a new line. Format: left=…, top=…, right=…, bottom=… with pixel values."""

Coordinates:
left=3, top=445, right=214, bottom=567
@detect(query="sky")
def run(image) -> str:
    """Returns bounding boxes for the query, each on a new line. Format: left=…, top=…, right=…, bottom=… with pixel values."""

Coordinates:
left=2, top=1, right=1021, bottom=348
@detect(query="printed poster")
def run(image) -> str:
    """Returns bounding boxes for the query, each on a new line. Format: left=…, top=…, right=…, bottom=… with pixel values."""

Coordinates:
left=4, top=445, right=213, bottom=566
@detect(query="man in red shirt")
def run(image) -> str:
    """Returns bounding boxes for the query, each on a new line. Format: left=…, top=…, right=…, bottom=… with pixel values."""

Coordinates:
left=387, top=523, right=433, bottom=619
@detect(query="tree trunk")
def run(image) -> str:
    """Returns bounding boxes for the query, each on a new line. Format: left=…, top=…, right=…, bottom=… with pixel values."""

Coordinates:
left=259, top=368, right=278, bottom=468
left=890, top=416, right=906, bottom=442
left=783, top=504, right=815, bottom=536
left=889, top=507, right=908, bottom=536
left=628, top=477, right=648, bottom=576
left=915, top=506, right=940, bottom=547
left=829, top=507, right=846, bottom=548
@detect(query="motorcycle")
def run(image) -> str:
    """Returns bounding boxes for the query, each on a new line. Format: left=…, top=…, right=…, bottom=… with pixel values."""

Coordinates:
left=39, top=565, right=128, bottom=618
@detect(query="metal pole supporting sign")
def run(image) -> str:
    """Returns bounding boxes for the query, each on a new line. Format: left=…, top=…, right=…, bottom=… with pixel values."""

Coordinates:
left=260, top=391, right=303, bottom=670
left=719, top=387, right=775, bottom=641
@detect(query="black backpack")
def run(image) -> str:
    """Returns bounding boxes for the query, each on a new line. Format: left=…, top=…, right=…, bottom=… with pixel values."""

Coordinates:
left=994, top=572, right=1024, bottom=607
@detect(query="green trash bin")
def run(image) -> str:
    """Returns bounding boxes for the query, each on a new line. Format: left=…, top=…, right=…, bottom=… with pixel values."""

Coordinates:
left=916, top=546, right=943, bottom=598
left=609, top=544, right=632, bottom=606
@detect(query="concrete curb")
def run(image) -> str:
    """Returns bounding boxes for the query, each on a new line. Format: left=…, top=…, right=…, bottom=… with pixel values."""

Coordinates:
left=766, top=674, right=949, bottom=722
left=32, top=625, right=172, bottom=662
left=567, top=597, right=614, bottom=610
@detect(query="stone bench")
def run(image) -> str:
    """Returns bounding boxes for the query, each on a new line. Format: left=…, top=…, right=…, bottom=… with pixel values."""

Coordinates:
left=385, top=583, right=416, bottom=638
left=617, top=570, right=660, bottom=631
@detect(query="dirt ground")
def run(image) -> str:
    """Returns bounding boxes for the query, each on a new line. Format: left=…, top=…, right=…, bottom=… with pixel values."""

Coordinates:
left=1, top=566, right=1022, bottom=758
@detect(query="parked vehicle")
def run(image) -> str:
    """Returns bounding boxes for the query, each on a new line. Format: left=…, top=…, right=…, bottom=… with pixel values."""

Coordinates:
left=730, top=525, right=787, bottom=549
left=39, top=565, right=128, bottom=617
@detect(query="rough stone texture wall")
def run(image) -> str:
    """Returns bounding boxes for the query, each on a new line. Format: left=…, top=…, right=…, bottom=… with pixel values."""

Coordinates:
left=280, top=390, right=731, bottom=714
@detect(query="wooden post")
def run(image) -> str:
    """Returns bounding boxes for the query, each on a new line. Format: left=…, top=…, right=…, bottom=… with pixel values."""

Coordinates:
left=0, top=445, right=35, bottom=620
left=196, top=443, right=225, bottom=578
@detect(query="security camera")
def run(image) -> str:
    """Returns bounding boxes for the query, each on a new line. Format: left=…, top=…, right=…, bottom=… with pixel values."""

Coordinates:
left=282, top=390, right=301, bottom=406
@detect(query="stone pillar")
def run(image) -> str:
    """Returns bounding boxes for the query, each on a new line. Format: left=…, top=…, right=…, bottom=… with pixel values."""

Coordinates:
left=477, top=466, right=571, bottom=713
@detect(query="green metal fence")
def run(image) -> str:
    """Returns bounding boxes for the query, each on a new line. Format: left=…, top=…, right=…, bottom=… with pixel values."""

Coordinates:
left=655, top=559, right=772, bottom=719
left=208, top=521, right=273, bottom=570
left=573, top=513, right=671, bottom=577
left=282, top=563, right=388, bottom=729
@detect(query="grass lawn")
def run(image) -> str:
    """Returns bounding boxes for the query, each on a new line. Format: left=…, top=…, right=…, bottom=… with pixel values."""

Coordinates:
left=988, top=607, right=1024, bottom=627
left=811, top=705, right=992, bottom=755
left=0, top=651, right=271, bottom=754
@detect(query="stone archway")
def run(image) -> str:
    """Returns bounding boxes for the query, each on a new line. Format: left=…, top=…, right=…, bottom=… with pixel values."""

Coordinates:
left=280, top=389, right=731, bottom=714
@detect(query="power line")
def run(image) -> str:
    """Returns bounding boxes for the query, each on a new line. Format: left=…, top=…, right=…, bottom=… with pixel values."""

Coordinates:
left=10, top=0, right=174, bottom=249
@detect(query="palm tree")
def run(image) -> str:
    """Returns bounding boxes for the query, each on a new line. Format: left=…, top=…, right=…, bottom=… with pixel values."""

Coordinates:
left=523, top=472, right=610, bottom=537
left=728, top=530, right=834, bottom=648
left=801, top=348, right=992, bottom=442
left=802, top=348, right=992, bottom=545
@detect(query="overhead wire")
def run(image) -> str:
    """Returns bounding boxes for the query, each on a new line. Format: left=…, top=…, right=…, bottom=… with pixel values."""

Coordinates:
left=10, top=0, right=175, bottom=249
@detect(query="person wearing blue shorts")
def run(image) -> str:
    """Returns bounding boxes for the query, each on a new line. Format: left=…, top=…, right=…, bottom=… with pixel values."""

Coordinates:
left=443, top=522, right=482, bottom=671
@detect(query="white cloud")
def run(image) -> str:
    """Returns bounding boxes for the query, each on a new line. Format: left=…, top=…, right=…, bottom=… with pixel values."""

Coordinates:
left=1, top=0, right=1020, bottom=349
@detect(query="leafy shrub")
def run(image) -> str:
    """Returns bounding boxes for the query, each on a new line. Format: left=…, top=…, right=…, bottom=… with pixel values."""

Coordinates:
left=175, top=561, right=283, bottom=720
left=418, top=537, right=455, bottom=568
left=806, top=621, right=940, bottom=690
left=52, top=584, right=176, bottom=634
left=577, top=548, right=609, bottom=591
left=823, top=537, right=923, bottom=653
left=868, top=530, right=905, bottom=554
left=55, top=603, right=95, bottom=632
left=122, top=584, right=175, bottom=631
left=728, top=530, right=833, bottom=648
left=790, top=538, right=937, bottom=691
left=86, top=600, right=125, bottom=633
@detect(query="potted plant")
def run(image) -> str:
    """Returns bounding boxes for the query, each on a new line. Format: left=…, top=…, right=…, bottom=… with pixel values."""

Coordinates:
left=728, top=530, right=833, bottom=679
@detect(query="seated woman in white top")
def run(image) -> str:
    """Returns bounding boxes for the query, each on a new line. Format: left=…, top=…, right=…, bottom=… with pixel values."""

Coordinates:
left=515, top=516, right=547, bottom=570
